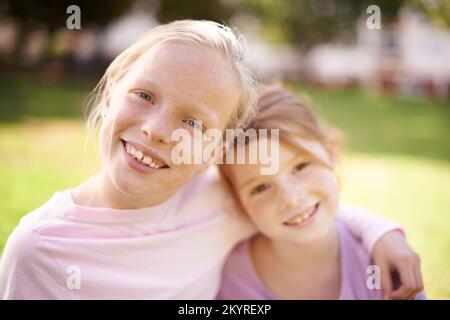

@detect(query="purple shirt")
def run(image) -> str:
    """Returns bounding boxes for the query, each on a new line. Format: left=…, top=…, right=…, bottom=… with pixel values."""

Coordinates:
left=217, top=218, right=426, bottom=300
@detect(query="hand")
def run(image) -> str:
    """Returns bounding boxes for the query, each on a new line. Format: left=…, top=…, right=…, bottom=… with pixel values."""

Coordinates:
left=372, top=230, right=424, bottom=300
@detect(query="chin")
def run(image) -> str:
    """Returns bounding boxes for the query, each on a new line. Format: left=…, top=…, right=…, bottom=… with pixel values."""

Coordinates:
left=292, top=222, right=333, bottom=244
left=107, top=164, right=151, bottom=196
left=292, top=232, right=326, bottom=245
left=112, top=175, right=145, bottom=197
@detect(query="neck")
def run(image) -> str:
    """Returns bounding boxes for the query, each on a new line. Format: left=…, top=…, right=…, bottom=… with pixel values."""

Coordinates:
left=73, top=170, right=175, bottom=209
left=258, top=225, right=339, bottom=271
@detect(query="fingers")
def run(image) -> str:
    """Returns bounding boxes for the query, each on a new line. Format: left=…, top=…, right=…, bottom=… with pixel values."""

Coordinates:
left=389, top=262, right=417, bottom=300
left=413, top=261, right=425, bottom=298
left=380, top=263, right=393, bottom=299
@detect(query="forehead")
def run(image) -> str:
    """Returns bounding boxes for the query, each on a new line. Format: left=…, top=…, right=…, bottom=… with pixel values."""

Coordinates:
left=228, top=138, right=294, bottom=183
left=228, top=137, right=329, bottom=187
left=127, top=42, right=241, bottom=128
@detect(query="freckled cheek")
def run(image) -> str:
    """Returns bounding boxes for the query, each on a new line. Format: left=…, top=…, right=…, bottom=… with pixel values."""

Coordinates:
left=308, top=170, right=340, bottom=206
left=109, top=99, right=145, bottom=131
left=172, top=164, right=199, bottom=184
left=246, top=199, right=278, bottom=228
left=98, top=121, right=120, bottom=163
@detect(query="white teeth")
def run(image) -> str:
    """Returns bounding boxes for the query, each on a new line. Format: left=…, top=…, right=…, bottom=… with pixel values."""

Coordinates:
left=302, top=207, right=314, bottom=219
left=284, top=205, right=317, bottom=225
left=142, top=156, right=152, bottom=165
left=135, top=150, right=143, bottom=161
left=124, top=142, right=165, bottom=169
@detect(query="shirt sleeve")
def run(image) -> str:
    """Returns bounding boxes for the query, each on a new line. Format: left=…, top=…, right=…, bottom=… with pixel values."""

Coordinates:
left=0, top=224, right=70, bottom=299
left=336, top=204, right=404, bottom=253
left=415, top=291, right=427, bottom=300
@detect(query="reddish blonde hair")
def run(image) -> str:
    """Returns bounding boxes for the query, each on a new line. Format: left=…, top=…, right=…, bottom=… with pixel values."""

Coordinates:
left=220, top=84, right=342, bottom=184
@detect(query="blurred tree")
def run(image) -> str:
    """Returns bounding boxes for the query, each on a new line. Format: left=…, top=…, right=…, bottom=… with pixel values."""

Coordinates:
left=156, top=0, right=236, bottom=23
left=156, top=0, right=449, bottom=46
left=239, top=0, right=406, bottom=48
left=1, top=0, right=447, bottom=69
left=411, top=0, right=450, bottom=29
left=2, top=0, right=133, bottom=32
left=0, top=0, right=133, bottom=67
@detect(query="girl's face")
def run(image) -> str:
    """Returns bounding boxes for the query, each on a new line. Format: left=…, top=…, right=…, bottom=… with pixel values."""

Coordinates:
left=228, top=138, right=340, bottom=244
left=99, top=42, right=240, bottom=201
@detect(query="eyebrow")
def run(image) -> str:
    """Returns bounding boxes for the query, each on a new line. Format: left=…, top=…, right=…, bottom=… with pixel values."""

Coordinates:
left=133, top=77, right=158, bottom=89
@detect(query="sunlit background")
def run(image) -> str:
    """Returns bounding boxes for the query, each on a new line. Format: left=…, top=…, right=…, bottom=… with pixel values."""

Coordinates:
left=0, top=0, right=449, bottom=299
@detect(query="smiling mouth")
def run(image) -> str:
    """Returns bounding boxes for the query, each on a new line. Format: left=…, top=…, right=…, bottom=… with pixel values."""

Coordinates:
left=283, top=202, right=320, bottom=226
left=121, top=140, right=169, bottom=169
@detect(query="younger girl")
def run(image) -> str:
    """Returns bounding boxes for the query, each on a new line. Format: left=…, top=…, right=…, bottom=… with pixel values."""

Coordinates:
left=0, top=21, right=422, bottom=299
left=218, top=85, right=425, bottom=300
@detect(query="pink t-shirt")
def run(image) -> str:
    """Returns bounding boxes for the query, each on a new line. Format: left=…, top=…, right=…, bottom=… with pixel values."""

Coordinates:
left=0, top=167, right=400, bottom=299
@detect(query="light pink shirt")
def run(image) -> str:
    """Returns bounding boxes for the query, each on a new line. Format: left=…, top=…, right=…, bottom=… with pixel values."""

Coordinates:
left=0, top=167, right=400, bottom=299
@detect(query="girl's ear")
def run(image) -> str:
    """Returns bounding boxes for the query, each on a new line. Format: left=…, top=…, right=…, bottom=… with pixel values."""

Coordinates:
left=203, top=132, right=231, bottom=166
left=215, top=143, right=228, bottom=164
left=326, top=144, right=342, bottom=184
left=199, top=143, right=227, bottom=172
left=105, top=93, right=111, bottom=108
left=198, top=140, right=229, bottom=175
left=101, top=82, right=114, bottom=118
left=200, top=143, right=228, bottom=174
left=105, top=84, right=113, bottom=108
left=328, top=144, right=338, bottom=168
left=104, top=81, right=115, bottom=108
left=326, top=127, right=342, bottom=169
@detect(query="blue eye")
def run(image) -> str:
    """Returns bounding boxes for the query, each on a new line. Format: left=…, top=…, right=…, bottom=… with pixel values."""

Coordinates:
left=183, top=119, right=203, bottom=131
left=136, top=91, right=153, bottom=102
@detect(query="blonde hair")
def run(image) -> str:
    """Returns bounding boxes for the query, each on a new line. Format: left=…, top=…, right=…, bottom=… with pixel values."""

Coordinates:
left=220, top=84, right=342, bottom=184
left=85, top=19, right=259, bottom=137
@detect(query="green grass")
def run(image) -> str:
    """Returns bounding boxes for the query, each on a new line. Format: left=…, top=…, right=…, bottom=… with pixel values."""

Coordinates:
left=0, top=73, right=97, bottom=121
left=0, top=77, right=449, bottom=298
left=294, top=85, right=450, bottom=161
left=0, top=120, right=100, bottom=244
left=340, top=153, right=450, bottom=299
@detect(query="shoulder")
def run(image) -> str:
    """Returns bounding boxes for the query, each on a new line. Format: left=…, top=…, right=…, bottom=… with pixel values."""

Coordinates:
left=18, top=189, right=73, bottom=226
left=189, top=166, right=235, bottom=206
left=335, top=218, right=384, bottom=299
left=218, top=238, right=277, bottom=300
left=217, top=239, right=254, bottom=298
left=337, top=202, right=376, bottom=218
left=0, top=191, right=73, bottom=299
left=183, top=166, right=251, bottom=222
left=5, top=190, right=74, bottom=244
left=0, top=222, right=64, bottom=299
left=336, top=217, right=371, bottom=260
left=222, top=240, right=251, bottom=273
left=336, top=202, right=402, bottom=253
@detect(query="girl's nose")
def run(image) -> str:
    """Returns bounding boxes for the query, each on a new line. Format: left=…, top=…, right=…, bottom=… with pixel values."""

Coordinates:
left=140, top=111, right=174, bottom=145
left=279, top=182, right=306, bottom=212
